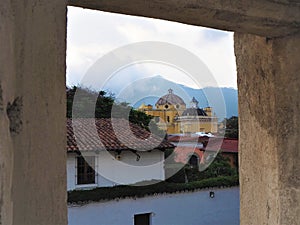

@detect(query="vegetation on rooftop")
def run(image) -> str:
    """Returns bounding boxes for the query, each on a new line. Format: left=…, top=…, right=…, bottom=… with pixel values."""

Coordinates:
left=68, top=175, right=239, bottom=204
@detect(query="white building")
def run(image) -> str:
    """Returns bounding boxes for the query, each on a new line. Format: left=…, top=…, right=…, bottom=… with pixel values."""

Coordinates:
left=66, top=118, right=173, bottom=191
left=68, top=187, right=240, bottom=225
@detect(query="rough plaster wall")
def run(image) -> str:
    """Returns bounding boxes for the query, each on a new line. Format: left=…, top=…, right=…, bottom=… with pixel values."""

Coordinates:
left=235, top=33, right=300, bottom=225
left=0, top=1, right=16, bottom=224
left=68, top=0, right=300, bottom=38
left=0, top=0, right=67, bottom=225
left=272, top=33, right=300, bottom=225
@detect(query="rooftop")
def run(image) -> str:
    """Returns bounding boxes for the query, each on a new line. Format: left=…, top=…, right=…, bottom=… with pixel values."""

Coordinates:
left=167, top=135, right=238, bottom=153
left=67, top=118, right=174, bottom=152
left=205, top=138, right=238, bottom=153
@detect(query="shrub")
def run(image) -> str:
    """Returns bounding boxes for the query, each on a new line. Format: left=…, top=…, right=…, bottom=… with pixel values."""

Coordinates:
left=68, top=175, right=239, bottom=204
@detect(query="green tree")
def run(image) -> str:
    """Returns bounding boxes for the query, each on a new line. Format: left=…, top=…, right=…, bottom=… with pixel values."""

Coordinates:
left=198, top=154, right=236, bottom=178
left=66, top=86, right=161, bottom=131
left=223, top=116, right=238, bottom=139
left=67, top=86, right=113, bottom=118
left=165, top=149, right=236, bottom=183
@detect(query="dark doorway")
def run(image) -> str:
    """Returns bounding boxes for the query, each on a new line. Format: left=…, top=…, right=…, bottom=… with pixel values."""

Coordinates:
left=134, top=213, right=151, bottom=225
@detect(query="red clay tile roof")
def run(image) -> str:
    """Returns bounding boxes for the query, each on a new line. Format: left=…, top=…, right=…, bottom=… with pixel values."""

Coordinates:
left=205, top=138, right=238, bottom=153
left=67, top=118, right=174, bottom=152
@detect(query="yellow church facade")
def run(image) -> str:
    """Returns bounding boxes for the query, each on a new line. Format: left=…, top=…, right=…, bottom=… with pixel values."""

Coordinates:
left=138, top=89, right=218, bottom=134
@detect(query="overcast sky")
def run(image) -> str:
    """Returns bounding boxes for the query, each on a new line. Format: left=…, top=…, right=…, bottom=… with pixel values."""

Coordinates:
left=66, top=6, right=237, bottom=91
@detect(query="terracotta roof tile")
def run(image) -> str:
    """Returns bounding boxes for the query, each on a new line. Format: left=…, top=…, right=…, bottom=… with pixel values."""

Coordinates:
left=205, top=138, right=238, bottom=153
left=67, top=118, right=174, bottom=152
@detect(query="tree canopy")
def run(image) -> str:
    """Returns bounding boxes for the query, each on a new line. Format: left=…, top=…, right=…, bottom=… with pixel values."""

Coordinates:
left=223, top=116, right=239, bottom=139
left=66, top=86, right=161, bottom=132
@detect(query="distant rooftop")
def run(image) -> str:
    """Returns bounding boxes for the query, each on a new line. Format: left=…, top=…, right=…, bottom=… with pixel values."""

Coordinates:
left=167, top=135, right=238, bottom=153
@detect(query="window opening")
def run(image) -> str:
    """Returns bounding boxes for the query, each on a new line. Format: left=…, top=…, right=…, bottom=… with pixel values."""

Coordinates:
left=77, top=156, right=96, bottom=185
left=134, top=213, right=151, bottom=225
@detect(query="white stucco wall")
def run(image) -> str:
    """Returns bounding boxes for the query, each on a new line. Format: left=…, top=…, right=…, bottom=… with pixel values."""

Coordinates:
left=68, top=187, right=239, bottom=225
left=67, top=154, right=76, bottom=191
left=67, top=150, right=165, bottom=191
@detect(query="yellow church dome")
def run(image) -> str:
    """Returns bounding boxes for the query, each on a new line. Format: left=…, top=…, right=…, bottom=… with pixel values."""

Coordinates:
left=155, top=89, right=186, bottom=107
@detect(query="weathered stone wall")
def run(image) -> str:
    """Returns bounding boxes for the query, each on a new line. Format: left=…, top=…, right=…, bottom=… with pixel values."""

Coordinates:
left=68, top=0, right=300, bottom=38
left=0, top=0, right=67, bottom=224
left=0, top=2, right=15, bottom=224
left=235, top=32, right=300, bottom=225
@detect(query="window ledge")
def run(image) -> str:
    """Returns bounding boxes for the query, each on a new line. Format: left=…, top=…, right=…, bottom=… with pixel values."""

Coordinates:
left=75, top=184, right=97, bottom=190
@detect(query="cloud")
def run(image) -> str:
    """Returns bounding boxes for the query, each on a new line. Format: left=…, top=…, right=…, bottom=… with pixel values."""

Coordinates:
left=66, top=6, right=237, bottom=89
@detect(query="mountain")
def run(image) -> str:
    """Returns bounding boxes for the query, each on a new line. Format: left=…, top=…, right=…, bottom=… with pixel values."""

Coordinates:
left=127, top=76, right=238, bottom=119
